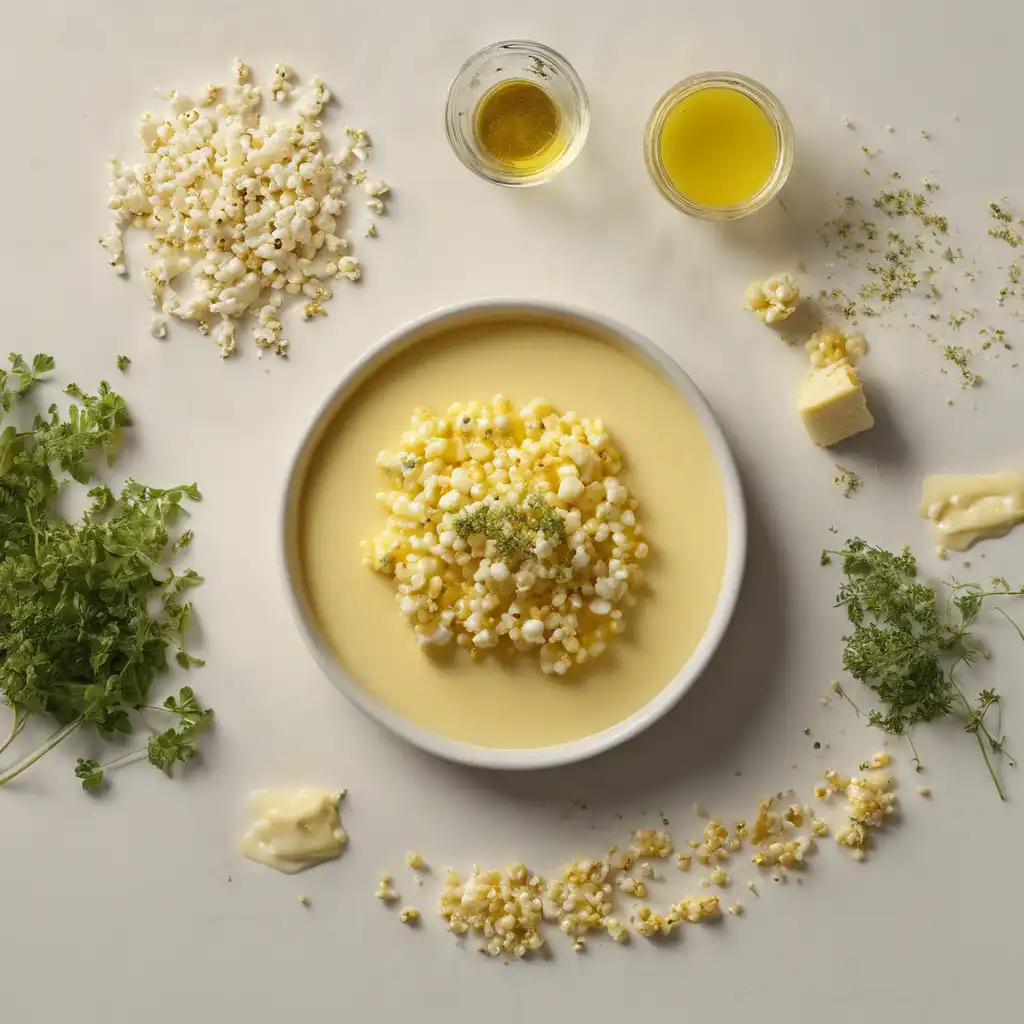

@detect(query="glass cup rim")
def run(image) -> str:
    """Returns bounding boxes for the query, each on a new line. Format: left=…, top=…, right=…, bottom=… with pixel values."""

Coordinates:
left=644, top=71, right=795, bottom=220
left=444, top=39, right=591, bottom=188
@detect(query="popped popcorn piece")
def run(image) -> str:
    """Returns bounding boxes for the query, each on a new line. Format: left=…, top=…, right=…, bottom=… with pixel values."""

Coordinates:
left=746, top=272, right=800, bottom=324
left=806, top=326, right=868, bottom=367
left=103, top=62, right=387, bottom=357
left=831, top=763, right=897, bottom=857
left=631, top=829, right=673, bottom=859
left=399, top=907, right=420, bottom=923
left=405, top=851, right=425, bottom=870
left=375, top=872, right=399, bottom=901
left=365, top=397, right=647, bottom=673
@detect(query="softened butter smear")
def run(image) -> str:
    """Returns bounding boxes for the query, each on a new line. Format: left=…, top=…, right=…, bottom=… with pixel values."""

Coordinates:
left=238, top=787, right=347, bottom=874
left=921, top=471, right=1024, bottom=551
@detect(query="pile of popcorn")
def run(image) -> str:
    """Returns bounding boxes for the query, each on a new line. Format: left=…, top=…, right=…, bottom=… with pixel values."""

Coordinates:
left=364, top=396, right=648, bottom=675
left=102, top=60, right=387, bottom=357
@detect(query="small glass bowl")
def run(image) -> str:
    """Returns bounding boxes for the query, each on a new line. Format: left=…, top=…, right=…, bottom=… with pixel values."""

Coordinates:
left=445, top=40, right=590, bottom=187
left=644, top=72, right=795, bottom=221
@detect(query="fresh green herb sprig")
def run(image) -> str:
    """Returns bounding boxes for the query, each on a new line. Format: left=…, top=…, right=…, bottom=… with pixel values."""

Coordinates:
left=74, top=686, right=212, bottom=790
left=0, top=353, right=210, bottom=790
left=824, top=538, right=1024, bottom=799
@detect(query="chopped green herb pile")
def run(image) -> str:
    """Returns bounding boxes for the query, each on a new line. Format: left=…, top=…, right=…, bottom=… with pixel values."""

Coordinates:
left=453, top=493, right=567, bottom=560
left=942, top=344, right=983, bottom=388
left=0, top=353, right=210, bottom=790
left=823, top=538, right=1024, bottom=799
left=833, top=465, right=862, bottom=499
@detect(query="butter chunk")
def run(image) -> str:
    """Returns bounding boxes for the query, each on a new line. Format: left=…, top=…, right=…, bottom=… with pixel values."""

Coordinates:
left=798, top=360, right=874, bottom=446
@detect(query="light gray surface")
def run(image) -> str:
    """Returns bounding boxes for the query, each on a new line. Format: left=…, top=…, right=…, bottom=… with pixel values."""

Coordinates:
left=2, top=1, right=1022, bottom=1020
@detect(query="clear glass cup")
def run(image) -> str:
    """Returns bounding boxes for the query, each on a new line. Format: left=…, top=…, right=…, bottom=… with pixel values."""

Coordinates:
left=644, top=72, right=795, bottom=220
left=445, top=40, right=590, bottom=187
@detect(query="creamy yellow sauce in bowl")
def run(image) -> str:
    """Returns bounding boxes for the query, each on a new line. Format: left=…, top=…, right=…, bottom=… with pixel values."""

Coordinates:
left=282, top=301, right=746, bottom=768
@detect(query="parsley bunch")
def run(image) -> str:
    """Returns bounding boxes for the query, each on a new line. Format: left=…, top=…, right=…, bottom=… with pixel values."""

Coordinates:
left=0, top=353, right=211, bottom=790
left=824, top=538, right=1023, bottom=799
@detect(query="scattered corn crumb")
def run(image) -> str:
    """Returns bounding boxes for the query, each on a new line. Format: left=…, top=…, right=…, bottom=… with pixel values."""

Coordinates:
left=376, top=872, right=399, bottom=901
left=632, top=829, right=673, bottom=858
left=807, top=326, right=867, bottom=367
left=746, top=272, right=800, bottom=324
left=727, top=904, right=742, bottom=916
left=917, top=786, right=931, bottom=797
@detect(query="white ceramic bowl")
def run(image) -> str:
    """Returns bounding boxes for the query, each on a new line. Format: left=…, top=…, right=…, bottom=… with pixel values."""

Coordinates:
left=281, top=300, right=746, bottom=769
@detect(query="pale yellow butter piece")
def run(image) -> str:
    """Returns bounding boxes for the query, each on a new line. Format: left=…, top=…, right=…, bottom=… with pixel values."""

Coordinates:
left=797, top=360, right=874, bottom=446
left=920, top=471, right=1024, bottom=551
left=238, top=787, right=347, bottom=874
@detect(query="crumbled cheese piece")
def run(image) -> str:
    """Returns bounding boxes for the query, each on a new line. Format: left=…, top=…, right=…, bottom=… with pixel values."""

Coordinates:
left=104, top=62, right=386, bottom=357
left=365, top=396, right=647, bottom=674
left=405, top=851, right=424, bottom=870
left=806, top=326, right=868, bottom=367
left=375, top=872, right=399, bottom=901
left=798, top=360, right=875, bottom=447
left=399, top=907, right=420, bottom=923
left=746, top=272, right=800, bottom=324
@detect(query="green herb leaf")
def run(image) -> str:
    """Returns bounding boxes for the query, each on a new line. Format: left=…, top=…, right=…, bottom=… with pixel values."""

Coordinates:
left=0, top=359, right=210, bottom=790
left=825, top=538, right=1024, bottom=798
left=75, top=758, right=105, bottom=791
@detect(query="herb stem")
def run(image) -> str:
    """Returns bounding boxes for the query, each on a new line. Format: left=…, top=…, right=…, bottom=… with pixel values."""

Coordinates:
left=974, top=729, right=1007, bottom=801
left=0, top=705, right=26, bottom=759
left=0, top=717, right=83, bottom=787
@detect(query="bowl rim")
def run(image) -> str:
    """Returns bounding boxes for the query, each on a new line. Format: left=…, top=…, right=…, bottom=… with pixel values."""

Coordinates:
left=280, top=299, right=747, bottom=770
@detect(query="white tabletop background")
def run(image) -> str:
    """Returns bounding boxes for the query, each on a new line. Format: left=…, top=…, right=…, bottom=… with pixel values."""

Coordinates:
left=3, top=1, right=1023, bottom=1020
